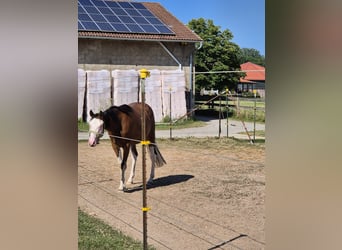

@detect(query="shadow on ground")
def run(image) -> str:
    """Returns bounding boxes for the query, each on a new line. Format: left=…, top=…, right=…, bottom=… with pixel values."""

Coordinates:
left=125, top=174, right=194, bottom=193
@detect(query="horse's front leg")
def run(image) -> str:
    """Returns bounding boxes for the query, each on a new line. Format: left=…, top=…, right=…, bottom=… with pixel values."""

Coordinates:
left=118, top=145, right=130, bottom=191
left=127, top=145, right=138, bottom=184
left=110, top=139, right=122, bottom=164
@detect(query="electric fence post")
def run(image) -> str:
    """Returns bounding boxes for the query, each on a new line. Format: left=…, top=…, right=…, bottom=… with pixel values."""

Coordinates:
left=253, top=89, right=257, bottom=142
left=226, top=88, right=229, bottom=138
left=169, top=87, right=172, bottom=139
left=219, top=94, right=222, bottom=138
left=139, top=68, right=150, bottom=250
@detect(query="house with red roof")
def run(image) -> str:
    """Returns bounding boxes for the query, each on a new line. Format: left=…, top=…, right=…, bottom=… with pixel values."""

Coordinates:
left=238, top=62, right=265, bottom=97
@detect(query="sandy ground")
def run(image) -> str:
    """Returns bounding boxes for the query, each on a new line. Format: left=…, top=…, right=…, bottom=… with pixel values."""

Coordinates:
left=78, top=138, right=265, bottom=249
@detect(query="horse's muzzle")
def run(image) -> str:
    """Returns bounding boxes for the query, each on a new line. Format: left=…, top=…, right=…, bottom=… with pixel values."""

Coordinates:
left=88, top=138, right=97, bottom=147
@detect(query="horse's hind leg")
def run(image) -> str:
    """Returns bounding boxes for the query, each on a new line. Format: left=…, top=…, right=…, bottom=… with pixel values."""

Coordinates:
left=147, top=145, right=156, bottom=185
left=127, top=145, right=138, bottom=184
left=118, top=145, right=130, bottom=191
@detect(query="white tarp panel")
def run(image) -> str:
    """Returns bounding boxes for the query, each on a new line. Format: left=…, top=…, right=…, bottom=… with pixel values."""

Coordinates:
left=112, top=69, right=139, bottom=106
left=78, top=69, right=86, bottom=120
left=86, top=70, right=111, bottom=121
left=161, top=70, right=187, bottom=120
left=79, top=68, right=188, bottom=123
left=144, top=69, right=163, bottom=122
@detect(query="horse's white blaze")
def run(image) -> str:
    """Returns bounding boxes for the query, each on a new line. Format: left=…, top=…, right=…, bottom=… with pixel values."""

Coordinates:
left=88, top=117, right=104, bottom=147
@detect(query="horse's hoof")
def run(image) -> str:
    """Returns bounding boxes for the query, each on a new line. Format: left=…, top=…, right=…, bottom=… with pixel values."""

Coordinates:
left=147, top=180, right=154, bottom=187
left=118, top=186, right=127, bottom=191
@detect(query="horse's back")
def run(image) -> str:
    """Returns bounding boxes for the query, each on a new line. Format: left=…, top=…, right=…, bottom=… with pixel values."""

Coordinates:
left=128, top=102, right=155, bottom=121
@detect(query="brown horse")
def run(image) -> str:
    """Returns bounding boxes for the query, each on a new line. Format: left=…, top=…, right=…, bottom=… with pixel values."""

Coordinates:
left=88, top=102, right=166, bottom=191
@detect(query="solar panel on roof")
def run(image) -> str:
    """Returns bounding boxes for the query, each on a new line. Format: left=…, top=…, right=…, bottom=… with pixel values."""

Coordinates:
left=130, top=2, right=145, bottom=9
left=126, top=23, right=144, bottom=33
left=112, top=8, right=126, bottom=16
left=139, top=9, right=154, bottom=17
left=79, top=13, right=92, bottom=22
left=91, top=14, right=107, bottom=22
left=82, top=21, right=100, bottom=30
left=78, top=0, right=174, bottom=35
left=105, top=15, right=120, bottom=23
left=97, top=22, right=113, bottom=31
left=78, top=21, right=85, bottom=30
left=111, top=23, right=129, bottom=32
left=140, top=24, right=158, bottom=33
left=132, top=16, right=149, bottom=25
left=117, top=1, right=132, bottom=8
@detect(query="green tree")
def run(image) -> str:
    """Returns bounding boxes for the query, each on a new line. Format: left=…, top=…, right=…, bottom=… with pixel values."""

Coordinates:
left=238, top=48, right=265, bottom=66
left=188, top=18, right=243, bottom=92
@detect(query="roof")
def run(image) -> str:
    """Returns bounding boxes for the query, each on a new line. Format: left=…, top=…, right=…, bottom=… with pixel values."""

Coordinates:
left=240, top=62, right=265, bottom=83
left=78, top=2, right=202, bottom=43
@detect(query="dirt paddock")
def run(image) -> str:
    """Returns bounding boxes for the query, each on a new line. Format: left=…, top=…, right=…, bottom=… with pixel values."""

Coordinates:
left=78, top=138, right=265, bottom=249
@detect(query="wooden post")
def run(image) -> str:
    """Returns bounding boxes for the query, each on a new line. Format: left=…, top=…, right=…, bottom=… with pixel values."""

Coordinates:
left=253, top=90, right=257, bottom=142
left=226, top=88, right=229, bottom=138
left=169, top=87, right=172, bottom=139
left=218, top=95, right=222, bottom=138
left=139, top=69, right=150, bottom=250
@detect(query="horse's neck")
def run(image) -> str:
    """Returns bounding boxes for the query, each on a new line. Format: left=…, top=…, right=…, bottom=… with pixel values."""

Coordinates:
left=106, top=111, right=128, bottom=135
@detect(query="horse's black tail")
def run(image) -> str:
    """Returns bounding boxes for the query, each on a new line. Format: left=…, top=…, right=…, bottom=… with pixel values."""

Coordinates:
left=149, top=145, right=166, bottom=167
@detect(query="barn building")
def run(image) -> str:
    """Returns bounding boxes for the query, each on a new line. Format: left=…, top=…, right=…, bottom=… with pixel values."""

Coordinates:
left=78, top=0, right=202, bottom=121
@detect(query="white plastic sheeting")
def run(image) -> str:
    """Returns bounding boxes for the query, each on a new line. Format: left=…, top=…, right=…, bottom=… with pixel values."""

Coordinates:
left=112, top=69, right=139, bottom=106
left=86, top=70, right=111, bottom=121
left=144, top=69, right=163, bottom=122
left=161, top=70, right=187, bottom=120
left=78, top=68, right=188, bottom=122
left=78, top=69, right=86, bottom=120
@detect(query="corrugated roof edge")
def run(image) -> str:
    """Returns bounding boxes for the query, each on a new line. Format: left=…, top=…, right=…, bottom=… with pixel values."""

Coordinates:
left=78, top=32, right=202, bottom=42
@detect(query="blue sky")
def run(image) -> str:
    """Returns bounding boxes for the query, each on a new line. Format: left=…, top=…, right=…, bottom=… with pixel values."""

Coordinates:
left=142, top=0, right=265, bottom=56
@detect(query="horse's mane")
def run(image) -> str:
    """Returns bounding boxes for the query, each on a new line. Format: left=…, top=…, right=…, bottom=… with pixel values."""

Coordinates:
left=118, top=104, right=133, bottom=115
left=102, top=105, right=134, bottom=131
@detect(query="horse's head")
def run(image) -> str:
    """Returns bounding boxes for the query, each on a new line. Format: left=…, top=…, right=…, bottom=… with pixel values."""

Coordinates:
left=88, top=110, right=104, bottom=147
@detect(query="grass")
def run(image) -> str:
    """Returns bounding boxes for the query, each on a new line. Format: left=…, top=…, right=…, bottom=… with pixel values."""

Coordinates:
left=156, top=117, right=206, bottom=130
left=195, top=108, right=265, bottom=123
left=233, top=100, right=265, bottom=108
left=238, top=130, right=265, bottom=137
left=78, top=119, right=89, bottom=132
left=195, top=97, right=265, bottom=123
left=78, top=208, right=155, bottom=250
left=234, top=109, right=265, bottom=123
left=196, top=99, right=265, bottom=109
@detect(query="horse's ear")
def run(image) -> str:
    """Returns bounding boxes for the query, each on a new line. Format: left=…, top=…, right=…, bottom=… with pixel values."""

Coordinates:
left=99, top=111, right=104, bottom=119
left=90, top=110, right=94, bottom=118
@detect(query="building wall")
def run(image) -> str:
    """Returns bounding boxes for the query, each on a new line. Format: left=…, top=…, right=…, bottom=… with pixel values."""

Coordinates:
left=237, top=81, right=265, bottom=98
left=78, top=39, right=196, bottom=91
